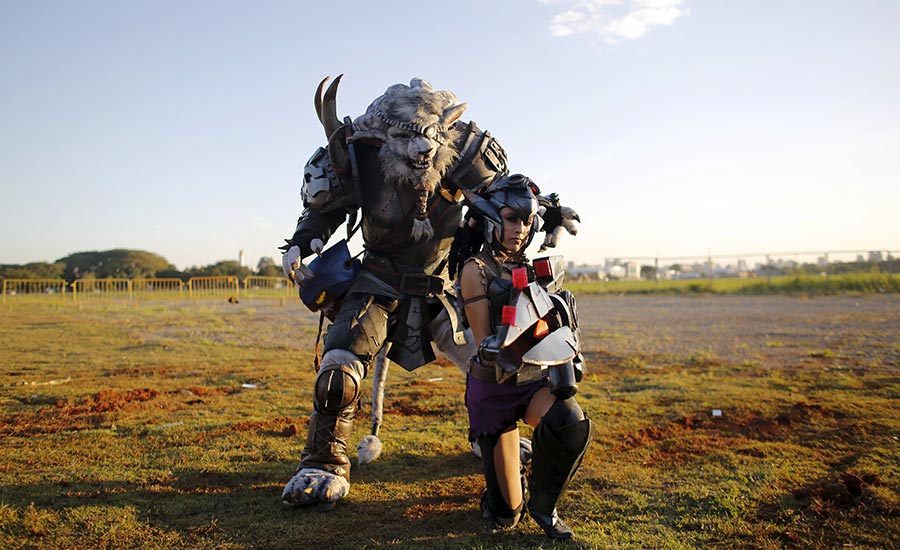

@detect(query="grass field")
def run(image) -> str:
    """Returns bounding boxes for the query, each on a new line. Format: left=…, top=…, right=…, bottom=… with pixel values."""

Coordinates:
left=566, top=272, right=900, bottom=296
left=1, top=296, right=899, bottom=549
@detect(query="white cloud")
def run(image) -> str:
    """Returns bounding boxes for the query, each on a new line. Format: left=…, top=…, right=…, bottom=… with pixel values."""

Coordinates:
left=546, top=0, right=689, bottom=43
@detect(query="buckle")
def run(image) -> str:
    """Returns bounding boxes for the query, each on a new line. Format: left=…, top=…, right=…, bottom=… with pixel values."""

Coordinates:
left=399, top=273, right=442, bottom=297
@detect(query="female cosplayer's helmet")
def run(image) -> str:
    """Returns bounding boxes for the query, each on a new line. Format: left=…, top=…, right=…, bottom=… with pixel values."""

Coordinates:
left=475, top=174, right=544, bottom=252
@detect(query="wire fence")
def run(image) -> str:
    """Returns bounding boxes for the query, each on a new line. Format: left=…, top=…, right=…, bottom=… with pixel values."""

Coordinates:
left=0, top=279, right=68, bottom=305
left=2, top=248, right=897, bottom=305
left=2, top=276, right=295, bottom=305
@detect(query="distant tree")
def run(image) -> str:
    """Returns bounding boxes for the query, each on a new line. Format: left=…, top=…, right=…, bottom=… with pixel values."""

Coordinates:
left=186, top=260, right=252, bottom=280
left=256, top=257, right=281, bottom=277
left=58, top=249, right=173, bottom=281
left=640, top=265, right=657, bottom=280
left=0, top=262, right=65, bottom=281
left=156, top=269, right=187, bottom=281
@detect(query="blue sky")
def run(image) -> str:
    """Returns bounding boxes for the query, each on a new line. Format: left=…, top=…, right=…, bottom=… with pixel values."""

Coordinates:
left=2, top=0, right=898, bottom=269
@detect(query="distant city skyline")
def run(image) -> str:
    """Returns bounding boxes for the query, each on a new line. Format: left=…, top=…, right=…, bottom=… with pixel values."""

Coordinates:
left=2, top=1, right=898, bottom=270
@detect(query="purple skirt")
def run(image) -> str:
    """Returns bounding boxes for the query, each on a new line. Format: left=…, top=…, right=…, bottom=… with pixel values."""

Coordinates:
left=465, top=373, right=547, bottom=441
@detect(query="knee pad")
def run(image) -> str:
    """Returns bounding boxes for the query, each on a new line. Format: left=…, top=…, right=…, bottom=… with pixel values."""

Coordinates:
left=314, top=350, right=364, bottom=413
left=542, top=397, right=585, bottom=430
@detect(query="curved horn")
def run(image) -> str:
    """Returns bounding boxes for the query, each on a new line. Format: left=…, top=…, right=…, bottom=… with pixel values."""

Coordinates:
left=313, top=75, right=349, bottom=173
left=440, top=102, right=468, bottom=127
left=314, top=76, right=329, bottom=126
left=320, top=74, right=344, bottom=140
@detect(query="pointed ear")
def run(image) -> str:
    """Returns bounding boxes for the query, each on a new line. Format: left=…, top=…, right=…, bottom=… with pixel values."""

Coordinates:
left=440, top=102, right=468, bottom=127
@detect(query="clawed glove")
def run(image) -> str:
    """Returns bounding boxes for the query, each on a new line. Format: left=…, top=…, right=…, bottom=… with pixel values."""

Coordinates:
left=538, top=194, right=580, bottom=252
left=281, top=245, right=315, bottom=287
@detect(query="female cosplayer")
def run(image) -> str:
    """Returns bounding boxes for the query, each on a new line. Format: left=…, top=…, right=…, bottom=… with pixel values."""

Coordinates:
left=457, top=174, right=592, bottom=539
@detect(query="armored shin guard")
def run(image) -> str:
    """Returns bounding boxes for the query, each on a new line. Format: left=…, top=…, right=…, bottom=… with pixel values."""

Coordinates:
left=300, top=408, right=355, bottom=480
left=528, top=399, right=593, bottom=539
left=298, top=350, right=364, bottom=481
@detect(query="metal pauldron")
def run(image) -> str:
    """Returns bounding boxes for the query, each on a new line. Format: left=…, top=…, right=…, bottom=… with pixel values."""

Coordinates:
left=445, top=121, right=508, bottom=191
left=300, top=145, right=360, bottom=213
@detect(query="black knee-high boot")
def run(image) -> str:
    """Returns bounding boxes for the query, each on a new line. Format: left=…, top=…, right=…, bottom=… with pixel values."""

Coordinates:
left=477, top=432, right=525, bottom=529
left=528, top=398, right=593, bottom=539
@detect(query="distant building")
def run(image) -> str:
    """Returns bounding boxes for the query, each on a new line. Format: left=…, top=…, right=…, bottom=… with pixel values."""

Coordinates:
left=566, top=262, right=604, bottom=280
left=624, top=262, right=639, bottom=279
left=868, top=251, right=884, bottom=263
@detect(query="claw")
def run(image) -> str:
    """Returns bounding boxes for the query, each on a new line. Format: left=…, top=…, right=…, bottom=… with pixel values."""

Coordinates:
left=296, top=264, right=315, bottom=282
left=282, top=468, right=349, bottom=509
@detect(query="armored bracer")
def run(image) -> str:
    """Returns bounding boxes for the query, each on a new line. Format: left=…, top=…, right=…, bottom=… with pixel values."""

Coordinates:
left=285, top=207, right=346, bottom=259
left=444, top=121, right=508, bottom=192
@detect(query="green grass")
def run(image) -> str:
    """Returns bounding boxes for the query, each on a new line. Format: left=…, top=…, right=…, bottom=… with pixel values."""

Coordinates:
left=1, top=298, right=899, bottom=549
left=566, top=272, right=900, bottom=296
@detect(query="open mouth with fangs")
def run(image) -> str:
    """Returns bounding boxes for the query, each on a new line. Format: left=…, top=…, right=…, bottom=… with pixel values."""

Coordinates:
left=410, top=159, right=432, bottom=170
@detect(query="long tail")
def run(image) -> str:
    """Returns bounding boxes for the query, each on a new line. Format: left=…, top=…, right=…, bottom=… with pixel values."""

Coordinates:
left=371, top=345, right=390, bottom=436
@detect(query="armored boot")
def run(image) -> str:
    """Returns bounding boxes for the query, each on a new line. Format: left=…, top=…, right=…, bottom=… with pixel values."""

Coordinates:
left=299, top=404, right=355, bottom=479
left=282, top=350, right=363, bottom=510
left=527, top=399, right=593, bottom=539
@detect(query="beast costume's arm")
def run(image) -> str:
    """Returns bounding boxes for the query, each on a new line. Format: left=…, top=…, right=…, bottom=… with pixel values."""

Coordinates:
left=537, top=192, right=580, bottom=252
left=280, top=145, right=360, bottom=285
left=443, top=122, right=579, bottom=252
left=284, top=207, right=347, bottom=258
left=281, top=146, right=357, bottom=260
left=444, top=121, right=509, bottom=193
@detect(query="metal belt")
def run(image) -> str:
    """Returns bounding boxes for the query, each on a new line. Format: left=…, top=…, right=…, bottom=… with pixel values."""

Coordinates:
left=466, top=356, right=498, bottom=382
left=364, top=257, right=444, bottom=297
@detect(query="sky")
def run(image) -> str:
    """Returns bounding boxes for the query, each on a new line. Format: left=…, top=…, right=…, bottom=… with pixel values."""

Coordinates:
left=1, top=0, right=899, bottom=270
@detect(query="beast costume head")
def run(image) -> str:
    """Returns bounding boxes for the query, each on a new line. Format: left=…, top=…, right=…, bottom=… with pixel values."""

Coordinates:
left=314, top=76, right=467, bottom=241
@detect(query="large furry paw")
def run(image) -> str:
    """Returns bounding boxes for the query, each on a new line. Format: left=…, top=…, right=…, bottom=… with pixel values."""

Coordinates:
left=356, top=435, right=383, bottom=465
left=281, top=468, right=349, bottom=510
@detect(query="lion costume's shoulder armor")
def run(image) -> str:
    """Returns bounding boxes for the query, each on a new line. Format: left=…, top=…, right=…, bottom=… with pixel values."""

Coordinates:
left=286, top=143, right=361, bottom=258
left=444, top=121, right=508, bottom=192
left=301, top=143, right=361, bottom=214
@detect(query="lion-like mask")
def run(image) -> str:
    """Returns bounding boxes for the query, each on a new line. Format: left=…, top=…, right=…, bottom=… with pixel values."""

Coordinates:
left=315, top=76, right=468, bottom=241
left=351, top=79, right=467, bottom=239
